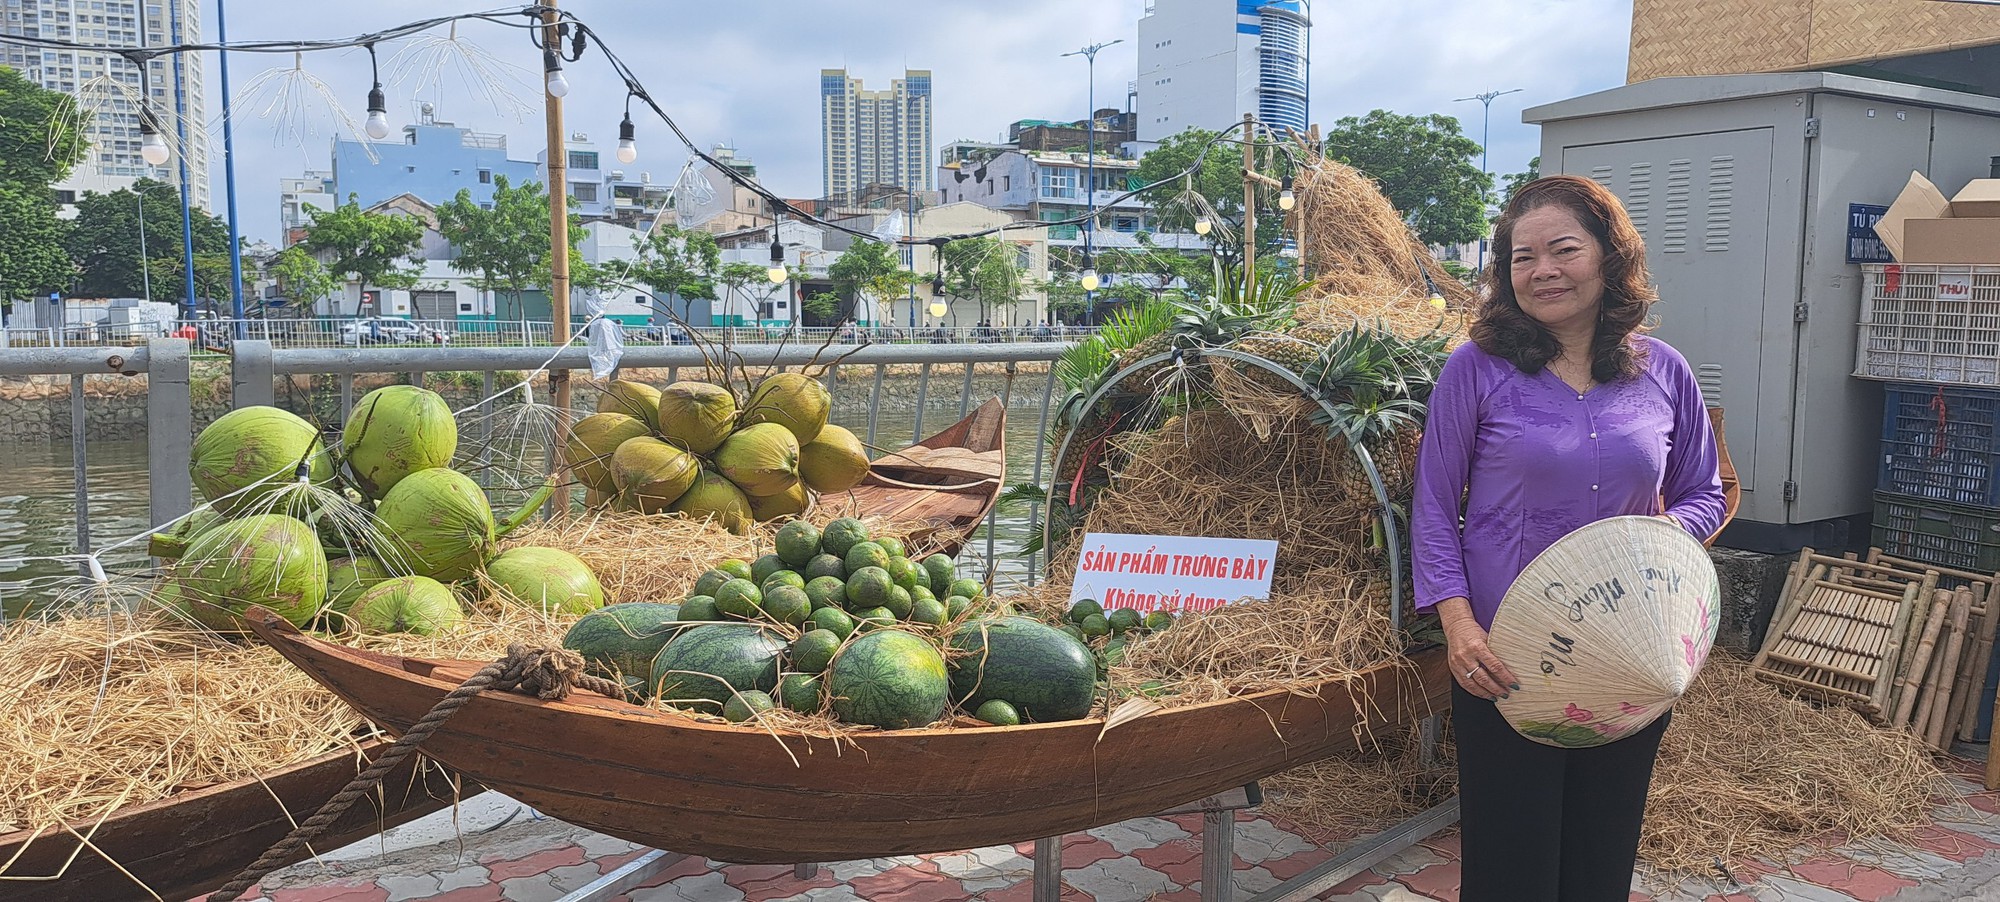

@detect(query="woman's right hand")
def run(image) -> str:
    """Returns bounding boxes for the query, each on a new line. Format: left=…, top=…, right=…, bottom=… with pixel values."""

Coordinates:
left=1438, top=598, right=1519, bottom=701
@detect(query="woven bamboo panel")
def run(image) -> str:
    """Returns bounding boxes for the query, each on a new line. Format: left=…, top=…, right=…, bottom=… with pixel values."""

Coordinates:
left=1752, top=579, right=1913, bottom=720
left=1631, top=0, right=2000, bottom=83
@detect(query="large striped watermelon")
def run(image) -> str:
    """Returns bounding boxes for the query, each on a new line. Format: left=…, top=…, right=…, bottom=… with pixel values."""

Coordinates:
left=827, top=629, right=949, bottom=730
left=562, top=602, right=684, bottom=683
left=948, top=616, right=1097, bottom=722
left=649, top=623, right=786, bottom=710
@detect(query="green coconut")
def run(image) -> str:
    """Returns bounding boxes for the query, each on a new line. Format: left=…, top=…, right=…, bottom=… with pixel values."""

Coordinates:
left=672, top=467, right=753, bottom=535
left=714, top=423, right=802, bottom=498
left=749, top=480, right=811, bottom=523
left=349, top=576, right=465, bottom=635
left=799, top=423, right=870, bottom=494
left=374, top=468, right=496, bottom=582
left=483, top=546, right=606, bottom=615
left=189, top=406, right=336, bottom=515
left=180, top=513, right=329, bottom=626
left=341, top=385, right=458, bottom=500
left=740, top=373, right=830, bottom=445
left=564, top=412, right=651, bottom=495
left=155, top=577, right=246, bottom=634
left=146, top=507, right=225, bottom=560
left=327, top=556, right=392, bottom=616
left=611, top=436, right=701, bottom=514
left=657, top=382, right=738, bottom=455
left=597, top=379, right=662, bottom=431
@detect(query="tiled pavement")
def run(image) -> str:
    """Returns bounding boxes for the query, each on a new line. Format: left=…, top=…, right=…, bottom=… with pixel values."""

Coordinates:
left=221, top=762, right=2000, bottom=902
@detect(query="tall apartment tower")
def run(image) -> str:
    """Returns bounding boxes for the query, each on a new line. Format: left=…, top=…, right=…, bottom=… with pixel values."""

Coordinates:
left=0, top=0, right=211, bottom=208
left=1136, top=0, right=1309, bottom=143
left=820, top=68, right=934, bottom=199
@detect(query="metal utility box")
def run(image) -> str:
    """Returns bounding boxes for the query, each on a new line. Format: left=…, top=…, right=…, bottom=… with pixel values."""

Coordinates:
left=1526, top=73, right=2000, bottom=550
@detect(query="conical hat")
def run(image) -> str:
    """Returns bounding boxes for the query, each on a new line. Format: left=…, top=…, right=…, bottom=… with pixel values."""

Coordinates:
left=1488, top=515, right=1720, bottom=748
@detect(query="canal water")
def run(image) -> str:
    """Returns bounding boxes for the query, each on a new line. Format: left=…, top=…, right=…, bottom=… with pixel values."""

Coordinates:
left=0, top=401, right=1066, bottom=617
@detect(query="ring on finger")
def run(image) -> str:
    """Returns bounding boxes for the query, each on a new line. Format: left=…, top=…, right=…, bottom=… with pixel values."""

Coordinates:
left=1465, top=667, right=1479, bottom=680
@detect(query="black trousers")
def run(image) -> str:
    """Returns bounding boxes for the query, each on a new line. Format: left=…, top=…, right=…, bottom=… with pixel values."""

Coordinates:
left=1452, top=682, right=1670, bottom=902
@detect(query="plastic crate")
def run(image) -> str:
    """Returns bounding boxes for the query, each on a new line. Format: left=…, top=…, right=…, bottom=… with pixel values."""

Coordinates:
left=1855, top=264, right=2000, bottom=387
left=1879, top=382, right=2000, bottom=506
left=1871, top=491, right=2000, bottom=574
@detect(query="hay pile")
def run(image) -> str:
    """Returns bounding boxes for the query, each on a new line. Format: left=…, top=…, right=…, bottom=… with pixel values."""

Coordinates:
left=1292, top=151, right=1477, bottom=313
left=0, top=602, right=563, bottom=838
left=1262, top=658, right=1957, bottom=878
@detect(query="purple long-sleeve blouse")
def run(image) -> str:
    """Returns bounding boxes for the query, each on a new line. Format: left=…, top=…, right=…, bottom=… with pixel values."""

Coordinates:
left=1412, top=335, right=1725, bottom=630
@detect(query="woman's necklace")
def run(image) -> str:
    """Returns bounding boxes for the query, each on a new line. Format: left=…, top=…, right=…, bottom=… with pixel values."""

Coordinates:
left=1551, top=355, right=1597, bottom=396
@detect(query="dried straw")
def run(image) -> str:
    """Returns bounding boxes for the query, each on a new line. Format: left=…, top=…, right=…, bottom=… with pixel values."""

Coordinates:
left=1294, top=153, right=1476, bottom=310
left=0, top=601, right=570, bottom=839
left=1260, top=657, right=1957, bottom=879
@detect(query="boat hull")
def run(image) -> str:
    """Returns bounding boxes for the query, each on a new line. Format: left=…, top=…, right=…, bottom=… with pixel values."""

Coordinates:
left=247, top=608, right=1449, bottom=864
left=0, top=740, right=470, bottom=902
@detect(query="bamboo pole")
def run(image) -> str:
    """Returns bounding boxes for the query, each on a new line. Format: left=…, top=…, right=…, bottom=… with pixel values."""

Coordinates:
left=1923, top=588, right=1973, bottom=750
left=1890, top=570, right=1941, bottom=708
left=1951, top=590, right=1997, bottom=742
left=1893, top=589, right=1953, bottom=729
left=1754, top=559, right=1822, bottom=672
left=542, top=0, right=573, bottom=513
left=1962, top=578, right=2000, bottom=742
left=1241, top=113, right=1257, bottom=278
left=1880, top=579, right=1924, bottom=717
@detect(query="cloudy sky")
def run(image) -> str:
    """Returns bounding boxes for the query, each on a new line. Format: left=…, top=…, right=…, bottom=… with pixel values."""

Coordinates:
left=194, top=0, right=1635, bottom=244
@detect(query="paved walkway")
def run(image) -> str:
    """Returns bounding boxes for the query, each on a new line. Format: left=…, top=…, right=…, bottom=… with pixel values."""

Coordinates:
left=222, top=762, right=2000, bottom=902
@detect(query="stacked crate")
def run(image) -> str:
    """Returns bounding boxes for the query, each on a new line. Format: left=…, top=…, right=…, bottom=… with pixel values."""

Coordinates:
left=1858, top=263, right=2000, bottom=740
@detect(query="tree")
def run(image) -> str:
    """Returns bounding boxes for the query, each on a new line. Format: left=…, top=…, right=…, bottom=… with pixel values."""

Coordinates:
left=601, top=225, right=720, bottom=303
left=828, top=239, right=919, bottom=326
left=1323, top=109, right=1491, bottom=247
left=714, top=262, right=768, bottom=325
left=434, top=175, right=585, bottom=318
left=1499, top=156, right=1541, bottom=211
left=0, top=67, right=87, bottom=191
left=269, top=245, right=338, bottom=310
left=66, top=179, right=231, bottom=298
left=299, top=195, right=424, bottom=299
left=1134, top=128, right=1292, bottom=269
left=1037, top=275, right=1089, bottom=323
left=940, top=237, right=1023, bottom=324
left=803, top=290, right=843, bottom=322
left=0, top=185, right=72, bottom=309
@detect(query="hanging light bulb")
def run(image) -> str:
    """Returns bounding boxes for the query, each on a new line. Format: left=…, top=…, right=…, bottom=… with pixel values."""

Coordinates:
left=1279, top=176, right=1296, bottom=212
left=929, top=300, right=948, bottom=318
left=138, top=106, right=169, bottom=166
left=766, top=240, right=788, bottom=284
left=1194, top=217, right=1213, bottom=236
left=1429, top=292, right=1448, bottom=311
left=616, top=111, right=637, bottom=165
left=364, top=85, right=391, bottom=140
left=543, top=49, right=571, bottom=99
left=1080, top=268, right=1100, bottom=292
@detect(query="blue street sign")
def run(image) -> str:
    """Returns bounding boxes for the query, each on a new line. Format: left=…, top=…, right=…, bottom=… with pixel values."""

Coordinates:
left=1848, top=203, right=1893, bottom=264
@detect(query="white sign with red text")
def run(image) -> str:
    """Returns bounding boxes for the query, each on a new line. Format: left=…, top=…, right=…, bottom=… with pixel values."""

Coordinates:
left=1068, top=533, right=1279, bottom=614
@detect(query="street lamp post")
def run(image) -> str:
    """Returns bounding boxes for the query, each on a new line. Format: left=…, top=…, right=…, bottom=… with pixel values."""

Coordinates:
left=1063, top=38, right=1121, bottom=326
left=1453, top=87, right=1522, bottom=276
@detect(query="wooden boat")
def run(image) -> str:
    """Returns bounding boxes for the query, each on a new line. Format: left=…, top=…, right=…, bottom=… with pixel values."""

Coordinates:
left=0, top=738, right=469, bottom=902
left=1709, top=406, right=1742, bottom=546
left=842, top=397, right=1007, bottom=558
left=245, top=607, right=1451, bottom=865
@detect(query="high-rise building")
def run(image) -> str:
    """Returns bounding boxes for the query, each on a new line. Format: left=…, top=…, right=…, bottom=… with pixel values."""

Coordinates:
left=1135, top=0, right=1309, bottom=144
left=820, top=68, right=934, bottom=199
left=0, top=0, right=211, bottom=208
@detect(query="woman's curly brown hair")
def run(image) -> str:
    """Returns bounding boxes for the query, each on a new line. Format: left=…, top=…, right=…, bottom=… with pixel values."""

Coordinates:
left=1470, top=174, right=1658, bottom=383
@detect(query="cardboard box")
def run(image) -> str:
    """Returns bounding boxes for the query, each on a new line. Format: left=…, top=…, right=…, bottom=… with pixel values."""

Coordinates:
left=1875, top=172, right=2000, bottom=265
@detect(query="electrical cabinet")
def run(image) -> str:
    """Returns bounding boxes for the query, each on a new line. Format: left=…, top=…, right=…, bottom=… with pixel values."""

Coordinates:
left=1527, top=73, right=2000, bottom=547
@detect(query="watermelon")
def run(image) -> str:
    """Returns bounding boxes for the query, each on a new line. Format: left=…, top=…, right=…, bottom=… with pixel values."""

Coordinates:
left=649, top=623, right=786, bottom=710
left=921, top=554, right=955, bottom=596
left=949, top=616, right=1097, bottom=723
left=804, top=554, right=846, bottom=582
left=777, top=673, right=824, bottom=713
left=563, top=602, right=684, bottom=683
left=975, top=699, right=1022, bottom=726
left=827, top=629, right=949, bottom=729
left=723, top=690, right=776, bottom=723
left=790, top=629, right=842, bottom=673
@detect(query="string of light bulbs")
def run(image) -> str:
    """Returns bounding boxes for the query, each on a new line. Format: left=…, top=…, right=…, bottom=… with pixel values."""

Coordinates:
left=0, top=4, right=1319, bottom=255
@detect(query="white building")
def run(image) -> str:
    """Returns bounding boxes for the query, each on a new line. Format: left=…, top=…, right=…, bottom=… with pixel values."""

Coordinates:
left=1, top=0, right=212, bottom=209
left=820, top=68, right=934, bottom=199
left=1135, top=0, right=1309, bottom=144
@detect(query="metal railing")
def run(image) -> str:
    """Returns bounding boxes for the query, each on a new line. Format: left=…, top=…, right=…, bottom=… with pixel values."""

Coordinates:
left=0, top=339, right=194, bottom=570
left=2, top=319, right=1098, bottom=352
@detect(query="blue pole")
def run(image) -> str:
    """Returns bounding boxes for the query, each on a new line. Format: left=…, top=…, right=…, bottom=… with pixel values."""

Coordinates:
left=907, top=188, right=916, bottom=329
left=169, top=0, right=197, bottom=324
left=216, top=0, right=246, bottom=337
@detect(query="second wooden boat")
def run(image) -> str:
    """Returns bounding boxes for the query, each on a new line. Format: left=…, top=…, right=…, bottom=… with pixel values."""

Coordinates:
left=842, top=397, right=1007, bottom=558
left=245, top=607, right=1450, bottom=865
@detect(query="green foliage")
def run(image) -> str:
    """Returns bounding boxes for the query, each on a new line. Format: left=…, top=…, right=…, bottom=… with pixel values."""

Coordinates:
left=1302, top=321, right=1452, bottom=447
left=803, top=291, right=843, bottom=321
left=599, top=224, right=719, bottom=303
left=0, top=67, right=87, bottom=191
left=269, top=246, right=338, bottom=307
left=1499, top=155, right=1541, bottom=211
left=940, top=237, right=1023, bottom=322
left=65, top=179, right=231, bottom=298
left=435, top=175, right=589, bottom=313
left=1133, top=129, right=1241, bottom=230
left=1166, top=266, right=1305, bottom=349
left=0, top=185, right=72, bottom=305
left=1037, top=275, right=1089, bottom=321
left=300, top=195, right=424, bottom=292
left=828, top=239, right=918, bottom=324
left=1323, top=110, right=1492, bottom=247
